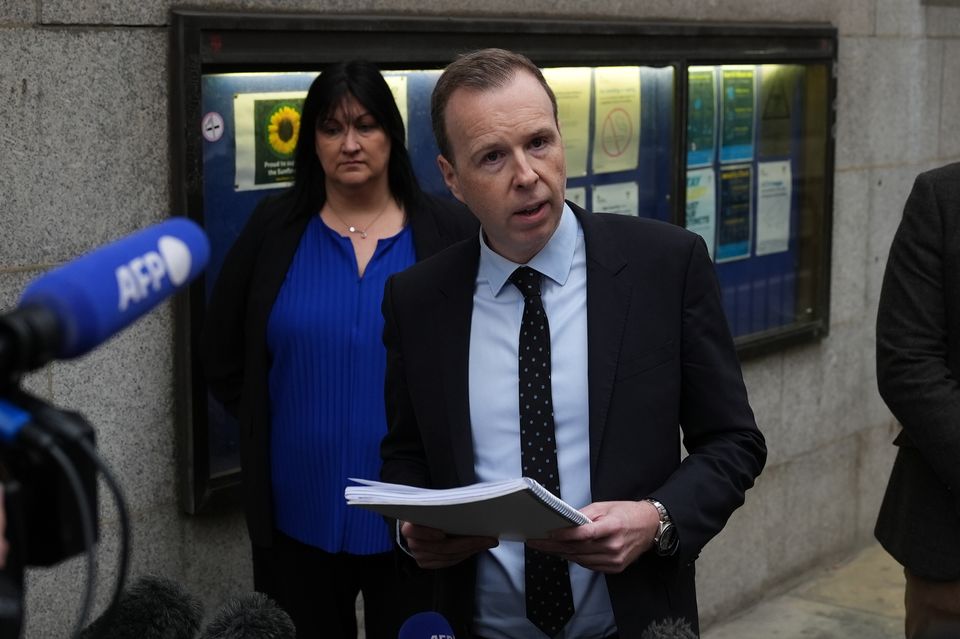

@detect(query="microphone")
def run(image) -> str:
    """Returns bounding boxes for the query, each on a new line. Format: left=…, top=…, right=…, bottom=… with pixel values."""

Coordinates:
left=398, top=611, right=456, bottom=639
left=79, top=574, right=203, bottom=639
left=640, top=617, right=697, bottom=639
left=199, top=592, right=296, bottom=639
left=0, top=217, right=209, bottom=378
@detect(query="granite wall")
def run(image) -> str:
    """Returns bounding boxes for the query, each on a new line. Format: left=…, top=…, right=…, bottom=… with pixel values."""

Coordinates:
left=1, top=0, right=958, bottom=634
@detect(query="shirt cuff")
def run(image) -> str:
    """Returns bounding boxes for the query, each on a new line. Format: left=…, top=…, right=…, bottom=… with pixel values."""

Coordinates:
left=396, top=520, right=415, bottom=558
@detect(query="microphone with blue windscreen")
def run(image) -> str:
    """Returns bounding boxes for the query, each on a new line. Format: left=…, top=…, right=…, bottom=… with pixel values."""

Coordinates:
left=0, top=217, right=209, bottom=380
left=398, top=611, right=456, bottom=639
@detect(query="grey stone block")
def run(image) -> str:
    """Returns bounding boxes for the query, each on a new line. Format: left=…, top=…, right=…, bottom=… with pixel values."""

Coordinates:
left=0, top=28, right=168, bottom=268
left=758, top=441, right=860, bottom=579
left=0, top=1, right=34, bottom=24
left=836, top=38, right=942, bottom=169
left=38, top=0, right=877, bottom=34
left=940, top=40, right=960, bottom=158
left=181, top=509, right=254, bottom=619
left=830, top=169, right=869, bottom=327
left=764, top=327, right=867, bottom=467
left=876, top=0, right=927, bottom=35
left=0, top=270, right=34, bottom=313
left=20, top=502, right=241, bottom=636
left=49, top=304, right=177, bottom=513
left=926, top=4, right=960, bottom=37
left=697, top=485, right=774, bottom=624
left=741, top=352, right=783, bottom=451
left=865, top=166, right=929, bottom=319
left=700, top=438, right=861, bottom=625
left=817, top=325, right=868, bottom=432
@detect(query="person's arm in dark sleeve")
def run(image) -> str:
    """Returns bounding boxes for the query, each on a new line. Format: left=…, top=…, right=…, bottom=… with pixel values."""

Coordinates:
left=652, top=234, right=767, bottom=567
left=202, top=203, right=272, bottom=417
left=876, top=169, right=960, bottom=505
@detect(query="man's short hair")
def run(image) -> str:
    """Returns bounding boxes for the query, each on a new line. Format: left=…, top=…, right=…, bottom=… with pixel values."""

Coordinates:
left=431, top=48, right=559, bottom=162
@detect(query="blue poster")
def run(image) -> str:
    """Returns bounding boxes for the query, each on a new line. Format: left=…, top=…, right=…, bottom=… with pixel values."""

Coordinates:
left=716, top=164, right=752, bottom=262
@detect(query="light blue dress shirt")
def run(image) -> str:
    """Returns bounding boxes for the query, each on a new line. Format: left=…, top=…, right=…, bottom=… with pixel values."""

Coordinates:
left=469, top=205, right=617, bottom=639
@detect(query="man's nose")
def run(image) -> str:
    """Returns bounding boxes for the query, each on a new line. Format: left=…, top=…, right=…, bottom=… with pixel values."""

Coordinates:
left=513, top=153, right=539, bottom=188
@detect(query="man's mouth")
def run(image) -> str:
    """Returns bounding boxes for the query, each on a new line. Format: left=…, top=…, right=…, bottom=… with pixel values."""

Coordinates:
left=516, top=202, right=545, bottom=216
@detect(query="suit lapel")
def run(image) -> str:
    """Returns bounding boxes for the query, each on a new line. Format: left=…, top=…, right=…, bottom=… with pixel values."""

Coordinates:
left=572, top=205, right=631, bottom=478
left=437, top=237, right=481, bottom=486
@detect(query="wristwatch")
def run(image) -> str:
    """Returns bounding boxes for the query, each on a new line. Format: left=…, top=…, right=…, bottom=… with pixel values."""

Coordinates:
left=644, top=498, right=679, bottom=556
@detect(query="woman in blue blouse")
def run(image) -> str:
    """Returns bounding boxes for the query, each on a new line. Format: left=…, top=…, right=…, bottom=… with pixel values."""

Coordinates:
left=203, top=61, right=477, bottom=638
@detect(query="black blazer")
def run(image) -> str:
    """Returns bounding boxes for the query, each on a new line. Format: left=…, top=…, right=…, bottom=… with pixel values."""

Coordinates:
left=875, top=162, right=960, bottom=581
left=380, top=204, right=766, bottom=637
left=203, top=190, right=478, bottom=548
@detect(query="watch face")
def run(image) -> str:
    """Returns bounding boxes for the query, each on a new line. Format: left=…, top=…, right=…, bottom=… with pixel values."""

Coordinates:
left=658, top=524, right=678, bottom=554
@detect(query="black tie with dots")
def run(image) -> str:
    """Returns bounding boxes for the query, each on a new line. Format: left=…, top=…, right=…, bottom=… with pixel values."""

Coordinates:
left=509, top=266, right=575, bottom=637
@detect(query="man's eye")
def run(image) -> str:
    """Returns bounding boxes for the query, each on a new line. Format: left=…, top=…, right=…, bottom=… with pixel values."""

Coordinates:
left=530, top=137, right=547, bottom=149
left=483, top=151, right=502, bottom=163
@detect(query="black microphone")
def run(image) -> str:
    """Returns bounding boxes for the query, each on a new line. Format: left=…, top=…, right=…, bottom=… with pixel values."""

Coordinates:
left=397, top=611, right=456, bottom=639
left=199, top=592, right=296, bottom=639
left=640, top=617, right=698, bottom=639
left=79, top=575, right=203, bottom=639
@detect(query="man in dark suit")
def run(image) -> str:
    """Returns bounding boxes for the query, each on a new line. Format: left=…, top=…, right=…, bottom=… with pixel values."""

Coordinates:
left=380, top=48, right=766, bottom=638
left=875, top=162, right=960, bottom=638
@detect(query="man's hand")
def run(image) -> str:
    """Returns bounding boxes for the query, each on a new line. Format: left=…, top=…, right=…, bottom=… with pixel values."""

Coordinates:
left=400, top=521, right=498, bottom=569
left=525, top=500, right=660, bottom=573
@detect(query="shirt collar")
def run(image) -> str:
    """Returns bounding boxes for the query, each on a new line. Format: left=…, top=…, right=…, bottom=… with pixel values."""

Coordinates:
left=478, top=203, right=578, bottom=297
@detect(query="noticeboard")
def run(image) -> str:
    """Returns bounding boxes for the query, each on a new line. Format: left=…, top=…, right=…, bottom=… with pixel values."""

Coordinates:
left=171, top=11, right=836, bottom=512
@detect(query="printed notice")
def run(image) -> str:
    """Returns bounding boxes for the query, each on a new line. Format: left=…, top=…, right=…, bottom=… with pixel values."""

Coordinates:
left=235, top=91, right=306, bottom=191
left=566, top=186, right=588, bottom=210
left=758, top=64, right=796, bottom=158
left=592, top=67, right=641, bottom=175
left=543, top=68, right=592, bottom=178
left=720, top=66, right=756, bottom=164
left=686, top=168, right=717, bottom=259
left=756, top=161, right=792, bottom=256
left=687, top=67, right=716, bottom=167
left=717, top=165, right=752, bottom=262
left=593, top=182, right=639, bottom=216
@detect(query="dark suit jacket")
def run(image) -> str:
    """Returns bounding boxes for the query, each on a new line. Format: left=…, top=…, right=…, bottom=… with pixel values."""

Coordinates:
left=203, top=189, right=478, bottom=548
left=875, top=162, right=960, bottom=581
left=380, top=203, right=766, bottom=637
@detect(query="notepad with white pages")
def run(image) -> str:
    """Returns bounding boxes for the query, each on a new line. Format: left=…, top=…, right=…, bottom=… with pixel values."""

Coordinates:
left=344, top=477, right=591, bottom=541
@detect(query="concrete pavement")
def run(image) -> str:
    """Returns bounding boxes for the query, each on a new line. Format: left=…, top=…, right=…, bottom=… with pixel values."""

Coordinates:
left=703, top=543, right=905, bottom=638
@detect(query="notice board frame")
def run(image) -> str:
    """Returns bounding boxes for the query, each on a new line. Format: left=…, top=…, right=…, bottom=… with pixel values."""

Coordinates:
left=170, top=9, right=837, bottom=513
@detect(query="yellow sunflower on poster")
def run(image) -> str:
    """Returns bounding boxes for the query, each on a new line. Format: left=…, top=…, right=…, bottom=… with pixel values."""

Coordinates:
left=267, top=104, right=301, bottom=156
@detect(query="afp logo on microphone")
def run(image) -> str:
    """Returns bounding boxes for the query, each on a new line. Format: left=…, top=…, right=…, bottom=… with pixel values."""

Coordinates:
left=115, top=235, right=194, bottom=311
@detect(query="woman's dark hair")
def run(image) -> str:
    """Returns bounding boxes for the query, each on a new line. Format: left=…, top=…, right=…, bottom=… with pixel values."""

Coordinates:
left=287, top=60, right=422, bottom=219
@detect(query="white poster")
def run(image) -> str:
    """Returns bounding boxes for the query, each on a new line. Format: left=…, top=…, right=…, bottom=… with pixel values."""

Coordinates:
left=756, top=161, right=792, bottom=256
left=593, top=182, right=639, bottom=216
left=686, top=168, right=717, bottom=259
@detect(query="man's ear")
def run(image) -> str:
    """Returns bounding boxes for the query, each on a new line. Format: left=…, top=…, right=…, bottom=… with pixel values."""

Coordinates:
left=437, top=154, right=465, bottom=203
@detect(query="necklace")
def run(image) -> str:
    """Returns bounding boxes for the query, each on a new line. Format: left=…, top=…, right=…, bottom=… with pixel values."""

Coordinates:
left=325, top=198, right=391, bottom=239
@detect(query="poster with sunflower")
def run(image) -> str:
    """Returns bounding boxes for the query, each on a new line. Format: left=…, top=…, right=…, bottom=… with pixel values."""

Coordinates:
left=234, top=91, right=306, bottom=191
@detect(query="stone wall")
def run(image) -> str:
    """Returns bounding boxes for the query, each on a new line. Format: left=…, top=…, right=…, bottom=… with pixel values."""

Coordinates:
left=1, top=0, right=958, bottom=634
